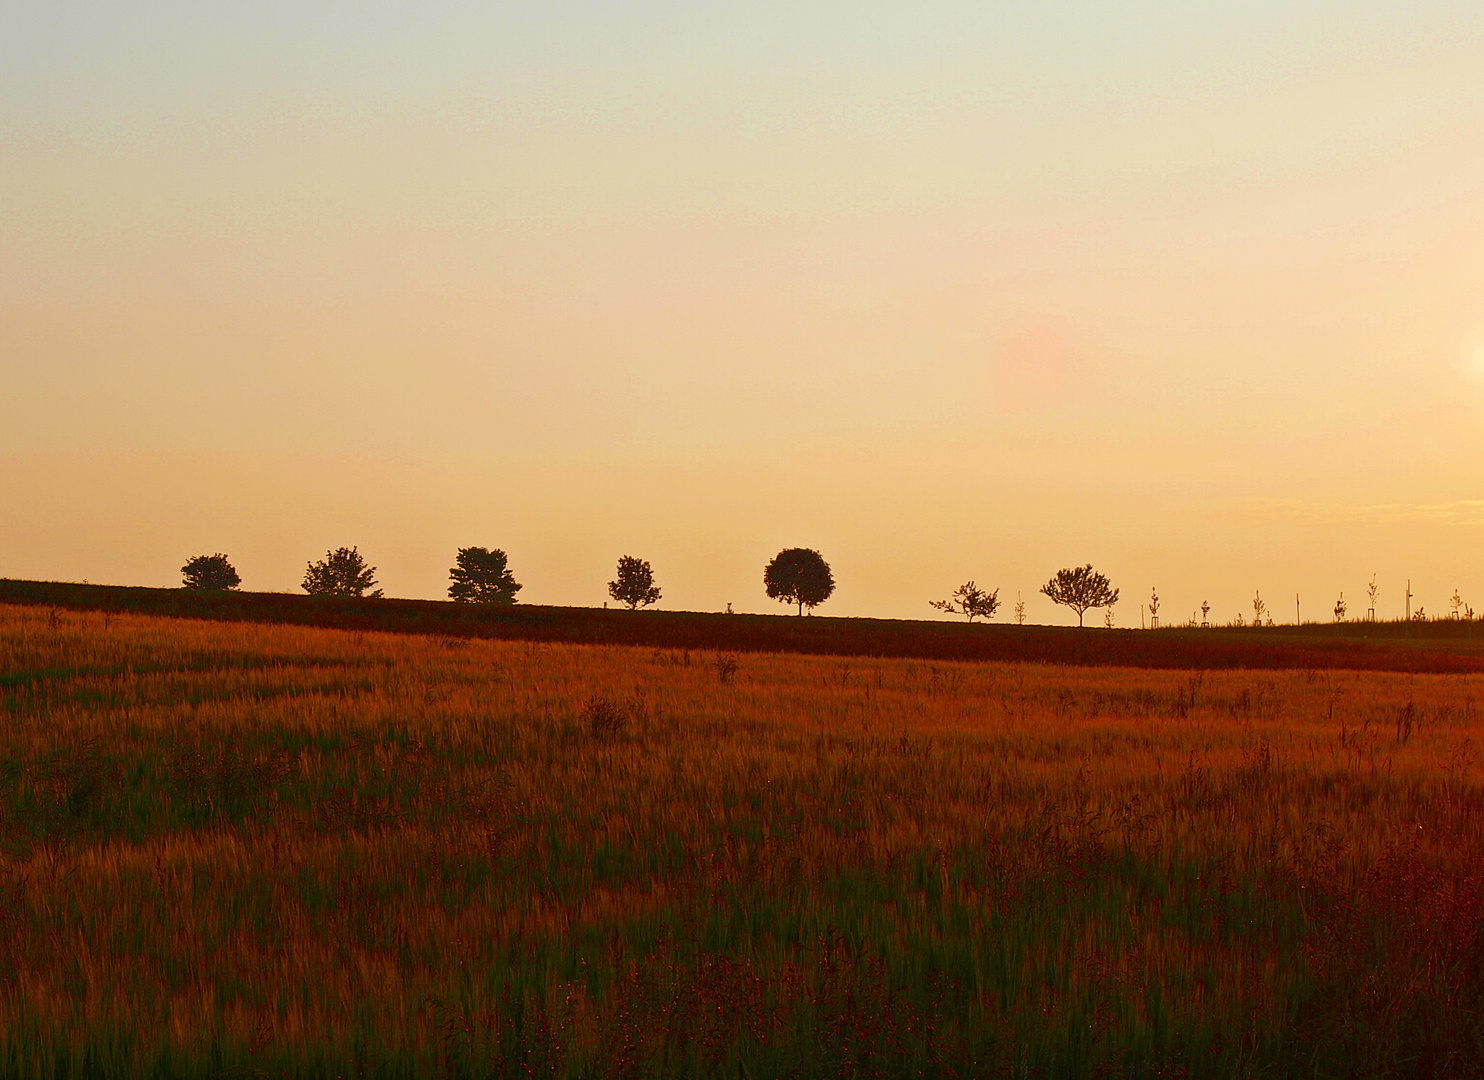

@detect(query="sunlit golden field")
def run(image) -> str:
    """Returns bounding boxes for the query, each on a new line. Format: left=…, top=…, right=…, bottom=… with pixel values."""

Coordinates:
left=3, top=603, right=1483, bottom=1078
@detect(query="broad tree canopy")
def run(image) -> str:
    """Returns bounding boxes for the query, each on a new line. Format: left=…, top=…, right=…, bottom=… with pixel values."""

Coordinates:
left=303, top=547, right=382, bottom=598
left=764, top=548, right=835, bottom=615
left=1040, top=564, right=1118, bottom=627
left=181, top=553, right=240, bottom=591
left=448, top=547, right=521, bottom=604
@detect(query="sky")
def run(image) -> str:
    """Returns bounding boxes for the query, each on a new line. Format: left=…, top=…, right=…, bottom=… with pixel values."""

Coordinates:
left=3, top=1, right=1482, bottom=624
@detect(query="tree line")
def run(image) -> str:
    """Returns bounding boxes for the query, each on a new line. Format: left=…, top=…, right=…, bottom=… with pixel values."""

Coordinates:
left=180, top=548, right=1131, bottom=624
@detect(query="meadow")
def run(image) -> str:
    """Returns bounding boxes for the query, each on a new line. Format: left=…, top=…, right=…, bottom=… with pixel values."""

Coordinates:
left=2, top=602, right=1483, bottom=1077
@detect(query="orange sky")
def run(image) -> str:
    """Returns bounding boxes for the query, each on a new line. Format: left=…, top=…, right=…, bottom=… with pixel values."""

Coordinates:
left=3, top=2, right=1482, bottom=623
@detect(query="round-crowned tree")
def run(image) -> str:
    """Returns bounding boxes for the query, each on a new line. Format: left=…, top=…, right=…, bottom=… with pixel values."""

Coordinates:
left=448, top=546, right=521, bottom=604
left=608, top=555, right=661, bottom=610
left=764, top=548, right=835, bottom=615
left=181, top=553, right=241, bottom=591
left=302, top=546, right=383, bottom=598
left=1040, top=564, right=1118, bottom=627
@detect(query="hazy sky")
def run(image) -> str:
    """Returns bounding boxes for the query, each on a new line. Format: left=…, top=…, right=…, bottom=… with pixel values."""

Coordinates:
left=4, top=1, right=1482, bottom=623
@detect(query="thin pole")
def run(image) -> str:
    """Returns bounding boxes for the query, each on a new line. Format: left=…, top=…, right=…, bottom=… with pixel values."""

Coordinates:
left=1296, top=593, right=1300, bottom=626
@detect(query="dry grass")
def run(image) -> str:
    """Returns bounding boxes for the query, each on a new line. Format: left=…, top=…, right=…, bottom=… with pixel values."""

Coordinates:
left=2, top=603, right=1483, bottom=1077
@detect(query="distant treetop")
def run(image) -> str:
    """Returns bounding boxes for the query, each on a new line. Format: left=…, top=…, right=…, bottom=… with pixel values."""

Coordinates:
left=764, top=548, right=835, bottom=615
left=448, top=547, right=521, bottom=605
left=930, top=581, right=1000, bottom=622
left=1040, top=564, right=1118, bottom=627
left=608, top=555, right=661, bottom=610
left=302, top=547, right=382, bottom=598
left=181, top=553, right=240, bottom=591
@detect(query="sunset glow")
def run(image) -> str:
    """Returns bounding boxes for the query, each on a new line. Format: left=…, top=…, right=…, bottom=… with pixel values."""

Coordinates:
left=4, top=2, right=1482, bottom=622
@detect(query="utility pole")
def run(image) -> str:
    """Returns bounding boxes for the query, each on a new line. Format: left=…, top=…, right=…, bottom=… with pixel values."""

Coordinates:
left=1406, top=579, right=1413, bottom=622
left=1296, top=593, right=1300, bottom=626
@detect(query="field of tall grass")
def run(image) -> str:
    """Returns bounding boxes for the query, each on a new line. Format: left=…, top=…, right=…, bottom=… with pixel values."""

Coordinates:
left=2, top=602, right=1483, bottom=1077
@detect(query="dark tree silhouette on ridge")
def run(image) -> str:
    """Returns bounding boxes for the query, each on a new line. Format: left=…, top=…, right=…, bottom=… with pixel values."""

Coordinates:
left=930, top=581, right=1000, bottom=622
left=608, top=555, right=661, bottom=610
left=764, top=548, right=835, bottom=615
left=302, top=547, right=382, bottom=598
left=181, top=553, right=240, bottom=591
left=448, top=547, right=521, bottom=604
left=1041, top=564, right=1118, bottom=627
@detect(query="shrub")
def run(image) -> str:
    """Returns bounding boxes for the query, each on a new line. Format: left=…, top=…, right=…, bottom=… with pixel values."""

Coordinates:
left=583, top=695, right=627, bottom=741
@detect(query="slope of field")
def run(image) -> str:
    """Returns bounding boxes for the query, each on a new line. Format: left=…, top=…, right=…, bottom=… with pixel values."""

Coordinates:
left=4, top=578, right=1482, bottom=673
left=3, top=603, right=1483, bottom=1077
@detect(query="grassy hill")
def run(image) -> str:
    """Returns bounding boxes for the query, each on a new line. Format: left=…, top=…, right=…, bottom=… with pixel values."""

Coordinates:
left=3, top=578, right=1480, bottom=673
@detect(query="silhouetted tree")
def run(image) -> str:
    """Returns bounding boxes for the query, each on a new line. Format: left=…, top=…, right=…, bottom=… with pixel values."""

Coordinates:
left=764, top=548, right=835, bottom=615
left=608, top=555, right=661, bottom=610
left=181, top=553, right=240, bottom=591
left=302, top=547, right=382, bottom=598
left=930, top=581, right=1000, bottom=622
left=448, top=547, right=521, bottom=604
left=1040, top=564, right=1118, bottom=627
